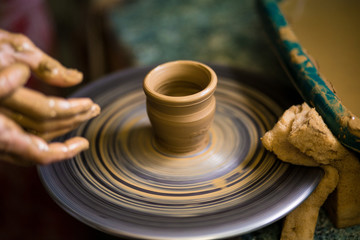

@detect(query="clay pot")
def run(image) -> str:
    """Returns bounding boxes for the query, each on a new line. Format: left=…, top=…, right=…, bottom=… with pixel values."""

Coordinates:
left=143, top=60, right=217, bottom=155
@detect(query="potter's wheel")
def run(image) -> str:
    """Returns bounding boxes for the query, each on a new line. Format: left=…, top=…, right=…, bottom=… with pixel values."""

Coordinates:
left=38, top=65, right=322, bottom=239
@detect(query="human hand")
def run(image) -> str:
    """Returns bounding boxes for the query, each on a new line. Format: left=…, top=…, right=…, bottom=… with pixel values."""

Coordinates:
left=0, top=29, right=100, bottom=166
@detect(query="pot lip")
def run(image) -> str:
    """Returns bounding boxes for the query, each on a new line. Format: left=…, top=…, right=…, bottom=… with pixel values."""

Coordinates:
left=143, top=60, right=218, bottom=106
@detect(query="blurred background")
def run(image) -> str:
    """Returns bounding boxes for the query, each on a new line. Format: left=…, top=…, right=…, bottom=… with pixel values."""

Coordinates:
left=0, top=0, right=359, bottom=239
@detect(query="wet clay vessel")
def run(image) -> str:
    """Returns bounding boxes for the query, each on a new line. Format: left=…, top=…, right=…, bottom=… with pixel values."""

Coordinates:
left=143, top=60, right=217, bottom=154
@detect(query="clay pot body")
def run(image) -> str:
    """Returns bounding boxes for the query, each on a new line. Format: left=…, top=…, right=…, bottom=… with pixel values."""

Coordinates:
left=143, top=60, right=217, bottom=155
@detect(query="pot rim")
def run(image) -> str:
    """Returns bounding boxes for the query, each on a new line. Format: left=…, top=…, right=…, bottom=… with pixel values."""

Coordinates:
left=143, top=60, right=217, bottom=107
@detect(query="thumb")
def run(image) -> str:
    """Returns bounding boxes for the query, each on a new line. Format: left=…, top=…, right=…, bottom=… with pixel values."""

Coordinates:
left=0, top=63, right=30, bottom=98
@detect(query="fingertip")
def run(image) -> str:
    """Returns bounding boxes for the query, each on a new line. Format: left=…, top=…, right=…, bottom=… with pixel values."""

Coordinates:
left=35, top=59, right=84, bottom=87
left=63, top=69, right=83, bottom=86
left=35, top=137, right=89, bottom=165
left=50, top=68, right=83, bottom=87
left=65, top=136, right=89, bottom=152
left=91, top=103, right=101, bottom=117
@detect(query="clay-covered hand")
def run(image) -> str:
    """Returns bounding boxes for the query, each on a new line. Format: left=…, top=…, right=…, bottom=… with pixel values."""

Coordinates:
left=0, top=29, right=100, bottom=165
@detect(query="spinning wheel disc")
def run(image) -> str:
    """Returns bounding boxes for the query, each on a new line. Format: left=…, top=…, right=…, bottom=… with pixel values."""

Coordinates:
left=38, top=65, right=322, bottom=239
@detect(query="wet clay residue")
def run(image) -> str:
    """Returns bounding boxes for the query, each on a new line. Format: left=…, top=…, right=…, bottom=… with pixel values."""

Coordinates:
left=262, top=102, right=360, bottom=240
left=341, top=114, right=360, bottom=138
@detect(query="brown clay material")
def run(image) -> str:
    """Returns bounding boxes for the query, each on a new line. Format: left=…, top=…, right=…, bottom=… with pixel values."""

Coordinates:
left=143, top=60, right=217, bottom=155
left=262, top=102, right=360, bottom=239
